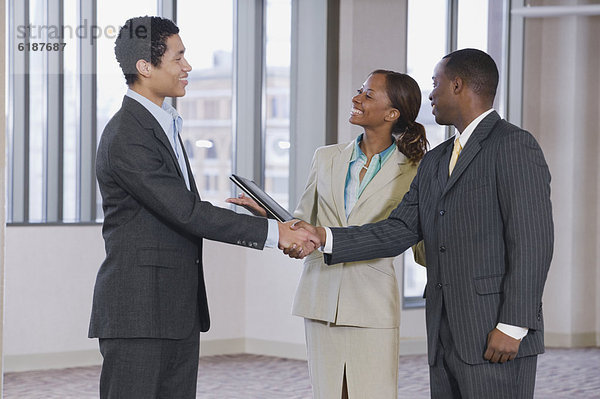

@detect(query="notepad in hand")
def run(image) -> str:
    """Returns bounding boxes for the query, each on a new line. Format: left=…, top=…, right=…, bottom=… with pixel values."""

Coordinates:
left=229, top=174, right=294, bottom=222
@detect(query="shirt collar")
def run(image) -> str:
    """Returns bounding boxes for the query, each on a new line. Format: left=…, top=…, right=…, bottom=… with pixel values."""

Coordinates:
left=455, top=108, right=494, bottom=148
left=349, top=133, right=396, bottom=163
left=126, top=89, right=181, bottom=135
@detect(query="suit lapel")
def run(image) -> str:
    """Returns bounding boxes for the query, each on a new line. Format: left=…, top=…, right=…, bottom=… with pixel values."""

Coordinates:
left=179, top=136, right=199, bottom=195
left=348, top=148, right=405, bottom=218
left=442, top=112, right=501, bottom=197
left=331, top=142, right=354, bottom=227
left=123, top=96, right=188, bottom=184
left=437, top=137, right=454, bottom=191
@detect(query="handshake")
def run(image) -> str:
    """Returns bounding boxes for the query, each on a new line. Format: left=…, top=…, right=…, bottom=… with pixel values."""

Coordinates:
left=226, top=193, right=325, bottom=259
left=277, top=219, right=325, bottom=259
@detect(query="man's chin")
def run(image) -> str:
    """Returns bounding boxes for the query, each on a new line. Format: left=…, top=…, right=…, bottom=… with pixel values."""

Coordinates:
left=434, top=116, right=449, bottom=126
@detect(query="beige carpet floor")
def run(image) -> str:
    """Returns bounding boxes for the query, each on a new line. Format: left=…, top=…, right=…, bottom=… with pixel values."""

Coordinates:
left=3, top=348, right=599, bottom=398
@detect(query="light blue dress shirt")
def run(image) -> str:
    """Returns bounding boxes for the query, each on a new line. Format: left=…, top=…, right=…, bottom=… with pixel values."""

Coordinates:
left=344, top=134, right=396, bottom=218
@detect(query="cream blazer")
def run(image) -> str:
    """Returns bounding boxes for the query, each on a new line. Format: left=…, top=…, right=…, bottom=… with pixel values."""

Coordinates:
left=292, top=141, right=418, bottom=328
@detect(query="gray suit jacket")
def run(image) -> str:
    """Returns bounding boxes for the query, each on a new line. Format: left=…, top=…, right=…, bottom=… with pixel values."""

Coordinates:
left=89, top=96, right=268, bottom=339
left=325, top=112, right=553, bottom=365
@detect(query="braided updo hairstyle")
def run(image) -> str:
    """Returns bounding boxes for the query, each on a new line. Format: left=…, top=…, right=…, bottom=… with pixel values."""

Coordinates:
left=371, top=70, right=428, bottom=163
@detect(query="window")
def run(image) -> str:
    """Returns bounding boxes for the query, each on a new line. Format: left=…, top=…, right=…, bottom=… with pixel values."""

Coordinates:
left=6, top=0, right=294, bottom=222
left=176, top=0, right=234, bottom=208
left=6, top=0, right=158, bottom=223
left=404, top=0, right=508, bottom=307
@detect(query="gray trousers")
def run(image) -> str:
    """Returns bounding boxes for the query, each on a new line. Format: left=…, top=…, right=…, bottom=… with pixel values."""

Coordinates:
left=98, top=312, right=201, bottom=399
left=429, top=306, right=537, bottom=399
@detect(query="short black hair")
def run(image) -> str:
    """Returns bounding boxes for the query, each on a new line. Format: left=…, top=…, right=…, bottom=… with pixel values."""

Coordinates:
left=114, top=16, right=179, bottom=86
left=442, top=48, right=499, bottom=100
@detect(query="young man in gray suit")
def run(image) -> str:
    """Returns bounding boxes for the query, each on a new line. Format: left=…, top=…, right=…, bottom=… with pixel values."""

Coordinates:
left=292, top=49, right=553, bottom=398
left=88, top=16, right=318, bottom=399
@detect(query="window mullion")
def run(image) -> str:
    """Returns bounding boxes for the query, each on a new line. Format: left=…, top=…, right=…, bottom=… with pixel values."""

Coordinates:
left=507, top=0, right=526, bottom=126
left=46, top=0, right=64, bottom=222
left=78, top=0, right=97, bottom=222
left=233, top=0, right=264, bottom=186
left=158, top=0, right=175, bottom=21
left=9, top=0, right=29, bottom=222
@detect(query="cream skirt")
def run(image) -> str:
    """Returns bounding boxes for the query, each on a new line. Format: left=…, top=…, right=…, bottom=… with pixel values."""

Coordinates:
left=304, top=318, right=399, bottom=399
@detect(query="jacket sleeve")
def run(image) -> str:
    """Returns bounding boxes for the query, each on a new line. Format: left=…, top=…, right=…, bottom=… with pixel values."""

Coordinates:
left=496, top=129, right=553, bottom=330
left=106, top=126, right=268, bottom=249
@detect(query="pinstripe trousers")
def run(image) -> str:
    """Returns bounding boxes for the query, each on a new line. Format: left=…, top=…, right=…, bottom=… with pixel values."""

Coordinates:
left=429, top=305, right=537, bottom=399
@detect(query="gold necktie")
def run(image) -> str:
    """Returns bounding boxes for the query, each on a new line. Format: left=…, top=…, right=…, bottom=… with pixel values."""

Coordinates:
left=448, top=137, right=462, bottom=176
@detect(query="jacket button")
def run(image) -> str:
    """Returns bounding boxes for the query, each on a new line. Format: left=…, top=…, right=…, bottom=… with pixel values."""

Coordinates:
left=195, top=259, right=200, bottom=264
left=439, top=210, right=446, bottom=216
left=439, top=246, right=446, bottom=253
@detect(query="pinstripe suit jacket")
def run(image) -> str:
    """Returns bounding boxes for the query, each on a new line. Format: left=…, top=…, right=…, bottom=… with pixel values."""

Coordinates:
left=89, top=96, right=268, bottom=340
left=325, top=112, right=554, bottom=365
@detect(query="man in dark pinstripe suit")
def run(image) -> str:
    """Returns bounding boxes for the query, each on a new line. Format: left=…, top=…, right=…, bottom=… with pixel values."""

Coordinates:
left=291, top=49, right=553, bottom=398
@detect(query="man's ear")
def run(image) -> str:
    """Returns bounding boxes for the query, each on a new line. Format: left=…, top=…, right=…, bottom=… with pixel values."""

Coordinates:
left=136, top=60, right=152, bottom=78
left=452, top=76, right=464, bottom=94
left=384, top=108, right=400, bottom=123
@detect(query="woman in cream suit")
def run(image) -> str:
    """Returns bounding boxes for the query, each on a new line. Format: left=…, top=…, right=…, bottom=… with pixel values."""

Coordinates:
left=228, top=70, right=427, bottom=398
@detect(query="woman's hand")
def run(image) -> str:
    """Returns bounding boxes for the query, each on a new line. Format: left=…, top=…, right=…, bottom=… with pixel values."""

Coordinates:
left=225, top=193, right=268, bottom=217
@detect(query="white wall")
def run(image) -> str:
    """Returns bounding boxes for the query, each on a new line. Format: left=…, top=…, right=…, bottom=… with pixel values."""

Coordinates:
left=522, top=14, right=600, bottom=347
left=4, top=226, right=104, bottom=371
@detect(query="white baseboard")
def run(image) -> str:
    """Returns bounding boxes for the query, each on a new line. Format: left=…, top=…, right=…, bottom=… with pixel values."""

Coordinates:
left=2, top=337, right=428, bottom=372
left=244, top=338, right=308, bottom=360
left=6, top=333, right=599, bottom=373
left=399, top=338, right=428, bottom=355
left=200, top=338, right=245, bottom=356
left=4, top=350, right=103, bottom=373
left=545, top=332, right=599, bottom=347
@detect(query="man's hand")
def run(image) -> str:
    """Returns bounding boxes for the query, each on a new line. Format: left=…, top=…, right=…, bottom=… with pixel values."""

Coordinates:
left=284, top=221, right=326, bottom=259
left=225, top=193, right=267, bottom=217
left=277, top=220, right=321, bottom=259
left=484, top=328, right=521, bottom=363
